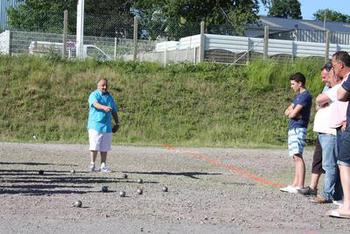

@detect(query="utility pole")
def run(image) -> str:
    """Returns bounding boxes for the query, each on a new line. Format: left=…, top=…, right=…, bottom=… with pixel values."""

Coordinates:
left=76, top=0, right=85, bottom=59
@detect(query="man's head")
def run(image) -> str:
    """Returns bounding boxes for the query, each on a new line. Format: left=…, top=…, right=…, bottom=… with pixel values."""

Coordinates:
left=321, top=62, right=332, bottom=86
left=328, top=67, right=341, bottom=87
left=331, top=51, right=350, bottom=78
left=97, top=78, right=108, bottom=93
left=289, top=72, right=306, bottom=92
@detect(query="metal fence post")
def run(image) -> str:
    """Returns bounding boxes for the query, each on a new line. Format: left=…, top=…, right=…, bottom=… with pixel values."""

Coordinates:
left=199, top=21, right=205, bottom=63
left=62, top=10, right=68, bottom=59
left=133, top=16, right=138, bottom=61
left=263, top=26, right=269, bottom=60
left=325, top=30, right=330, bottom=63
left=247, top=38, right=251, bottom=64
left=8, top=30, right=12, bottom=56
left=163, top=43, right=167, bottom=66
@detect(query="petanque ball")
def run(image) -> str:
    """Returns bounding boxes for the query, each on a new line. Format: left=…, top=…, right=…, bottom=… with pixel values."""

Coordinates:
left=73, top=200, right=82, bottom=208
left=137, top=178, right=143, bottom=184
left=38, top=170, right=44, bottom=175
left=101, top=186, right=109, bottom=193
left=122, top=174, right=128, bottom=179
left=136, top=188, right=143, bottom=195
left=119, top=191, right=126, bottom=197
left=162, top=186, right=168, bottom=192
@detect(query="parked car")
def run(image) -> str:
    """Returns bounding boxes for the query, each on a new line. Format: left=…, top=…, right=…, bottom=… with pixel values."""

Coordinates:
left=28, top=41, right=112, bottom=61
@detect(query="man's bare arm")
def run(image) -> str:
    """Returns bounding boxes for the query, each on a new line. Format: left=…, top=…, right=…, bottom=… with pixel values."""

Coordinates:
left=338, top=86, right=350, bottom=101
left=284, top=104, right=293, bottom=116
left=287, top=104, right=303, bottom=119
left=316, top=93, right=331, bottom=107
left=93, top=101, right=112, bottom=112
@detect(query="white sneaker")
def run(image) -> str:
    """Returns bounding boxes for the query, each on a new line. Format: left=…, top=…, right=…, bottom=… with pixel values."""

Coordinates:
left=100, top=164, right=111, bottom=173
left=89, top=163, right=96, bottom=172
left=280, top=185, right=301, bottom=194
left=333, top=200, right=343, bottom=206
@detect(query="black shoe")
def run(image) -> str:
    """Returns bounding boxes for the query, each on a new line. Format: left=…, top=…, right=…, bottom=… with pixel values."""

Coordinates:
left=298, top=186, right=317, bottom=196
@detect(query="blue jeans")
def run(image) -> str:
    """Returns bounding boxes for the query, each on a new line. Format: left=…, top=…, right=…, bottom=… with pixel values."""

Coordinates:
left=319, top=133, right=342, bottom=201
left=338, top=126, right=350, bottom=166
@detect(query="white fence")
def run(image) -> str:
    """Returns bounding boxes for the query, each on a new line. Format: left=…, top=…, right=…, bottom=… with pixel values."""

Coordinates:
left=205, top=34, right=350, bottom=58
left=148, top=33, right=350, bottom=64
left=2, top=29, right=350, bottom=64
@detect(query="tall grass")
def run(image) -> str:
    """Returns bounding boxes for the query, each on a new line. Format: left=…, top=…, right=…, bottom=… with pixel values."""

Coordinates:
left=0, top=55, right=324, bottom=147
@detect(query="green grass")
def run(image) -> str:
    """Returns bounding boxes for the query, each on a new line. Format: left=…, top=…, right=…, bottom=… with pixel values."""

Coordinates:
left=0, top=55, right=324, bottom=147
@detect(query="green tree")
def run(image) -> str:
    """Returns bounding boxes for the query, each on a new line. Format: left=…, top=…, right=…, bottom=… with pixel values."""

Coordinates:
left=267, top=0, right=301, bottom=19
left=7, top=0, right=134, bottom=36
left=84, top=0, right=134, bottom=37
left=7, top=0, right=74, bottom=33
left=135, top=0, right=264, bottom=40
left=313, top=9, right=350, bottom=23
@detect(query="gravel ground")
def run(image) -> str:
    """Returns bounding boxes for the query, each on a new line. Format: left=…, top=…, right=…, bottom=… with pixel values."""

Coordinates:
left=0, top=142, right=349, bottom=234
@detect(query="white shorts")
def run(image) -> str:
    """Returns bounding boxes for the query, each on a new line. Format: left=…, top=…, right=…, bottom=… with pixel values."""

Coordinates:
left=88, top=129, right=112, bottom=152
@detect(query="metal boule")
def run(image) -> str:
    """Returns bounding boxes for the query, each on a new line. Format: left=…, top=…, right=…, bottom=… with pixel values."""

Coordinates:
left=137, top=188, right=143, bottom=195
left=162, top=186, right=168, bottom=192
left=73, top=200, right=82, bottom=208
left=119, top=191, right=126, bottom=197
left=101, top=186, right=108, bottom=192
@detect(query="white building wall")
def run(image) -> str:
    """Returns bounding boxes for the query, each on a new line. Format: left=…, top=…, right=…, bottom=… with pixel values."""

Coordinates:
left=0, top=30, right=10, bottom=54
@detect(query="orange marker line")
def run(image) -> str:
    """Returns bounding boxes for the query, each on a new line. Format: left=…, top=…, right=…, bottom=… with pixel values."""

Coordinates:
left=163, top=144, right=283, bottom=188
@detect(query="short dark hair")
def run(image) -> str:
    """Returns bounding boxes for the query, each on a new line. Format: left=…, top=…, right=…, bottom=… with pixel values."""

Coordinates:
left=332, top=51, right=350, bottom=67
left=322, top=62, right=332, bottom=72
left=289, top=72, right=306, bottom=86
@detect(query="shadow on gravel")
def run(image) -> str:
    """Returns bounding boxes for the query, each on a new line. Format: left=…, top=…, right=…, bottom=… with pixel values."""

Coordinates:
left=0, top=169, right=89, bottom=176
left=124, top=171, right=222, bottom=179
left=0, top=188, right=89, bottom=195
left=0, top=161, right=78, bottom=167
left=0, top=168, right=160, bottom=196
left=222, top=182, right=256, bottom=186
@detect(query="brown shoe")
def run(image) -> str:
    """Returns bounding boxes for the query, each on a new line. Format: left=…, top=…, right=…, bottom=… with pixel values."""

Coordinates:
left=311, top=195, right=332, bottom=204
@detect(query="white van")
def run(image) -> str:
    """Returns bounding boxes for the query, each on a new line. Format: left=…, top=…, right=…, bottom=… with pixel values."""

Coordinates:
left=28, top=41, right=112, bottom=61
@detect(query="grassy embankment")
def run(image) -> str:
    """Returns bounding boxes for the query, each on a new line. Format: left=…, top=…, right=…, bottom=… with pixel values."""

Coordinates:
left=0, top=55, right=325, bottom=147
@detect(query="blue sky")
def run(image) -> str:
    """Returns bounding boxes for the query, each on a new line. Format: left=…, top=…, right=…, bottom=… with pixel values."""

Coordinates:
left=259, top=0, right=350, bottom=20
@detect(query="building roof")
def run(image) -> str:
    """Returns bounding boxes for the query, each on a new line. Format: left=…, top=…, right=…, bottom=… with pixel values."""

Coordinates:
left=256, top=16, right=350, bottom=33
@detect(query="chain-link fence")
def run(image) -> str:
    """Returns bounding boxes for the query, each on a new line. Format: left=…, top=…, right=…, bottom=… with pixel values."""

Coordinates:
left=2, top=9, right=203, bottom=63
left=2, top=7, right=350, bottom=64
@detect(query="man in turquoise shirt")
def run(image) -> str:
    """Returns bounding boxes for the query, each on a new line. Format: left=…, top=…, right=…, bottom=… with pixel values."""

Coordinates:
left=87, top=78, right=119, bottom=173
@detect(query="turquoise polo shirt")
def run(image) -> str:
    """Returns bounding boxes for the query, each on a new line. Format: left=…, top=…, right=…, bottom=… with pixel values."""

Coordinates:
left=87, top=90, right=118, bottom=133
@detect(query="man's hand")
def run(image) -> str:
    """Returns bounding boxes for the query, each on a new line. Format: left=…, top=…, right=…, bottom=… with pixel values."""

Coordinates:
left=112, top=123, right=120, bottom=133
left=103, top=106, right=112, bottom=112
left=341, top=121, right=347, bottom=132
